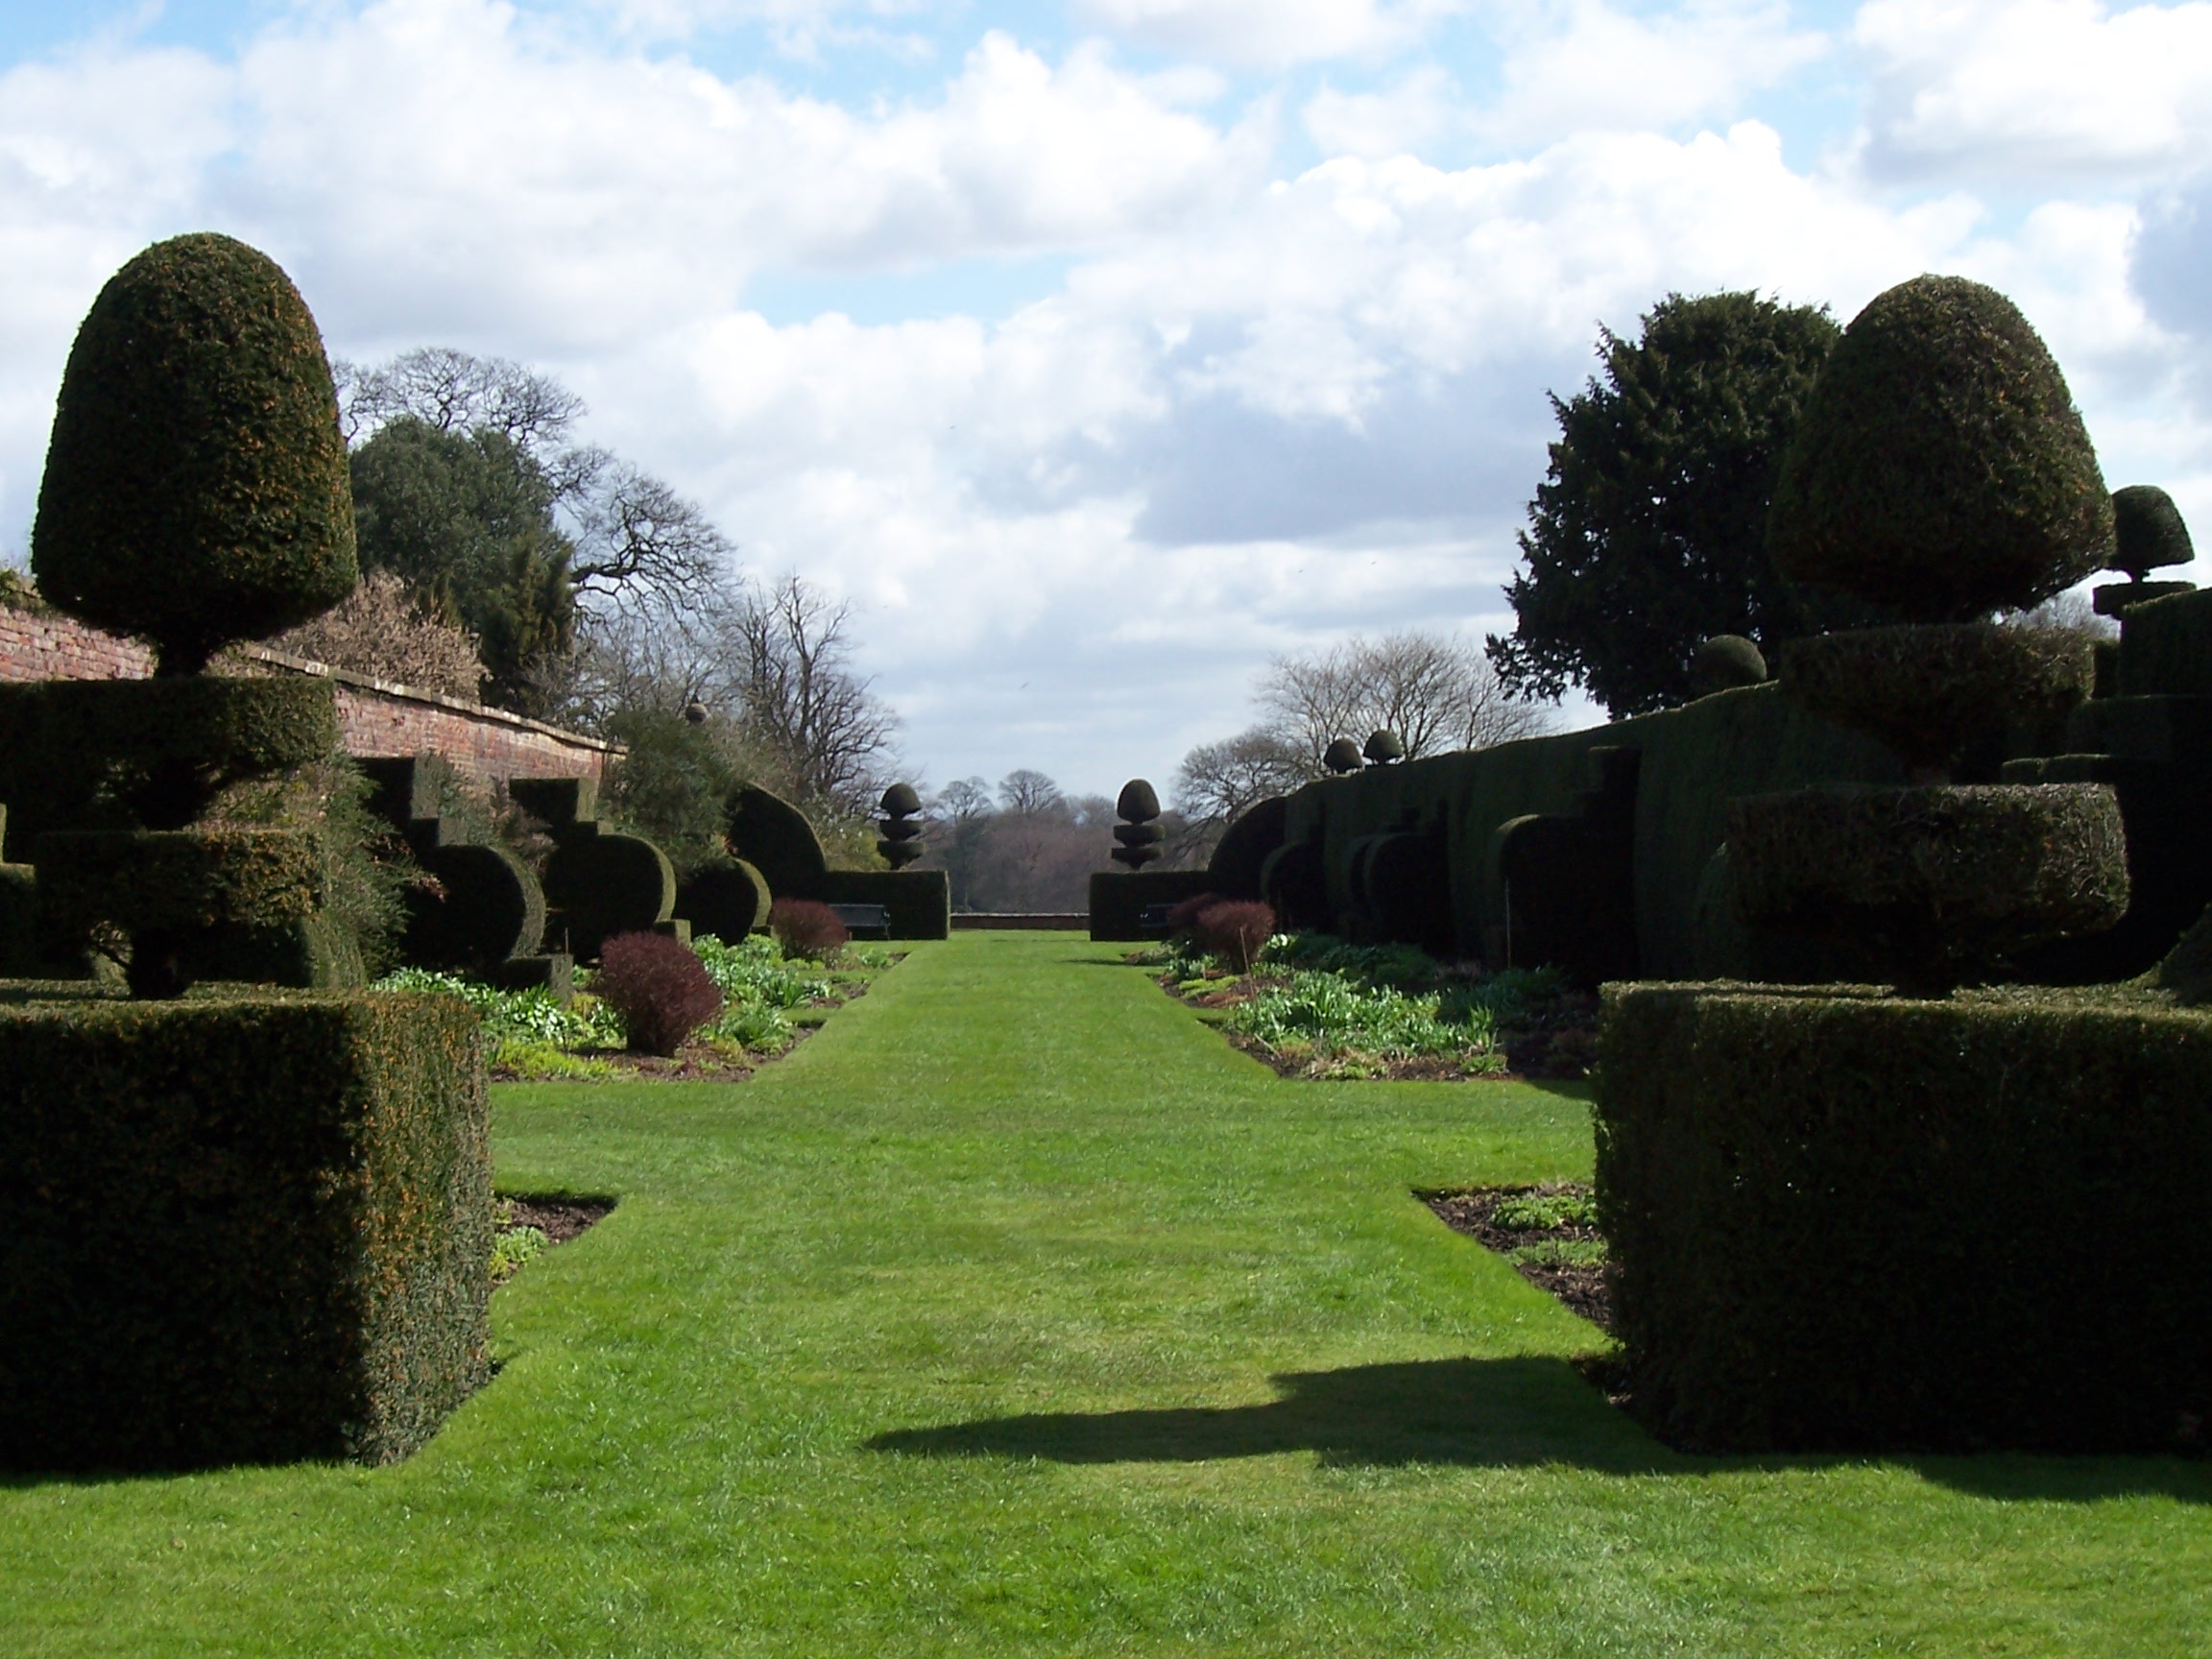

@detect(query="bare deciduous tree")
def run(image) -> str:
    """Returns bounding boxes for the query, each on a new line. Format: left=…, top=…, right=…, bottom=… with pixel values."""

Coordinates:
left=726, top=574, right=902, bottom=818
left=1256, top=629, right=1552, bottom=768
left=1172, top=727, right=1312, bottom=834
left=266, top=570, right=484, bottom=701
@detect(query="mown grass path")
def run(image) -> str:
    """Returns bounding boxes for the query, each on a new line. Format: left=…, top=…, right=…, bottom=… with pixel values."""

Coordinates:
left=6, top=933, right=2209, bottom=1654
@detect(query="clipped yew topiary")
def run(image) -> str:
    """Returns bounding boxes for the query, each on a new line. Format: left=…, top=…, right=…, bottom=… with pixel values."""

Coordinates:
left=1746, top=275, right=2125, bottom=988
left=2111, top=484, right=2195, bottom=580
left=1110, top=778, right=1165, bottom=872
left=1693, top=634, right=1767, bottom=694
left=33, top=232, right=357, bottom=676
left=1768, top=273, right=2112, bottom=623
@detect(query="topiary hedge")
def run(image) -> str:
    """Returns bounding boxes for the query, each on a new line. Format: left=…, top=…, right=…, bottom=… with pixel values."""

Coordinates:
left=0, top=989, right=490, bottom=1470
left=1595, top=981, right=2212, bottom=1452
left=1768, top=274, right=2111, bottom=621
left=31, top=232, right=357, bottom=675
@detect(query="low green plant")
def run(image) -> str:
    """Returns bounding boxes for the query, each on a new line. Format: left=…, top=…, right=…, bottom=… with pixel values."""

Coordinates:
left=373, top=968, right=624, bottom=1057
left=1491, top=1190, right=1599, bottom=1231
left=491, top=1222, right=548, bottom=1281
left=493, top=1041, right=620, bottom=1081
left=1223, top=972, right=1505, bottom=1070
left=1509, top=1238, right=1607, bottom=1270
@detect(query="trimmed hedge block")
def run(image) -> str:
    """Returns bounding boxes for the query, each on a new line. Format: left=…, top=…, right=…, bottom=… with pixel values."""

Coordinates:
left=0, top=989, right=490, bottom=1470
left=40, top=677, right=340, bottom=828
left=1595, top=983, right=2212, bottom=1452
left=2117, top=586, right=2212, bottom=698
left=36, top=827, right=325, bottom=935
left=817, top=869, right=950, bottom=941
left=1088, top=869, right=1214, bottom=941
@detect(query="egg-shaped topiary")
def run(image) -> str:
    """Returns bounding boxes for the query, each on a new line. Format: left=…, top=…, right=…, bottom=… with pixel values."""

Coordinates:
left=32, top=233, right=357, bottom=675
left=1116, top=779, right=1160, bottom=823
left=1768, top=275, right=2111, bottom=623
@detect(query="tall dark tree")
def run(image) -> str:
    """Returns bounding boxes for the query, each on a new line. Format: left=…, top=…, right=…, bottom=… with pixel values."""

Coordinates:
left=347, top=415, right=574, bottom=709
left=1486, top=291, right=1864, bottom=717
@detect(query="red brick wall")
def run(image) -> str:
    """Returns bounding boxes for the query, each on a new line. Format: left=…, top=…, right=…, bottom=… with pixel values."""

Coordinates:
left=0, top=606, right=614, bottom=786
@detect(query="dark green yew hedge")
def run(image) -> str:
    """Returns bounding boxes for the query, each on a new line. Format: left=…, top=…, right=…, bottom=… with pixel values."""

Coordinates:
left=1595, top=982, right=2212, bottom=1453
left=0, top=989, right=490, bottom=1470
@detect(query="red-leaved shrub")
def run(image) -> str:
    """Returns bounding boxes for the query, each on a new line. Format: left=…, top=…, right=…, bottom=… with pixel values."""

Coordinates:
left=1166, top=892, right=1224, bottom=934
left=769, top=898, right=850, bottom=961
left=1191, top=900, right=1276, bottom=974
left=595, top=931, right=723, bottom=1056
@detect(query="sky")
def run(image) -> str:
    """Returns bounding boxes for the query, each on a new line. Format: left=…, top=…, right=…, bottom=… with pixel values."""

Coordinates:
left=2, top=1, right=2208, bottom=803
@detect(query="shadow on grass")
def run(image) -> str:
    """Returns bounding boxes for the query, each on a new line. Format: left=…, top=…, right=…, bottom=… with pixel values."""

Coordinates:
left=867, top=1356, right=2212, bottom=1502
left=871, top=1356, right=1662, bottom=1471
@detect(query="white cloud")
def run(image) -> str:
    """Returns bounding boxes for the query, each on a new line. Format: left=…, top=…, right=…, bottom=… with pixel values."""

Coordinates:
left=1471, top=0, right=1827, bottom=149
left=1072, top=0, right=1463, bottom=69
left=1302, top=65, right=1458, bottom=158
left=1854, top=0, right=2212, bottom=184
left=0, top=0, right=2205, bottom=793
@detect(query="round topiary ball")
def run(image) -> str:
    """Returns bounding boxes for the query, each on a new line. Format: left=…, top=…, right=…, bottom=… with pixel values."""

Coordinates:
left=1362, top=730, right=1404, bottom=765
left=2111, top=485, right=2195, bottom=579
left=1322, top=738, right=1363, bottom=775
left=1768, top=275, right=2111, bottom=623
left=33, top=233, right=358, bottom=675
left=1695, top=634, right=1768, bottom=693
left=880, top=782, right=923, bottom=817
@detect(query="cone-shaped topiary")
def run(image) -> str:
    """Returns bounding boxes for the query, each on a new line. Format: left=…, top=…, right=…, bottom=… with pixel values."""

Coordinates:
left=2110, top=485, right=2195, bottom=579
left=1695, top=635, right=1767, bottom=694
left=33, top=233, right=357, bottom=675
left=1768, top=275, right=2111, bottom=623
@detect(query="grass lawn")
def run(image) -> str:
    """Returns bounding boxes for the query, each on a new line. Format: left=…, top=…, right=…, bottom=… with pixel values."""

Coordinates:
left=5, top=932, right=2208, bottom=1654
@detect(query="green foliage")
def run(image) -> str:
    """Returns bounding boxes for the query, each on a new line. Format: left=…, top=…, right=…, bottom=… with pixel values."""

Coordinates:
left=1508, top=1238, right=1607, bottom=1271
left=0, top=990, right=488, bottom=1470
left=1222, top=971, right=1505, bottom=1074
left=1728, top=782, right=2128, bottom=989
left=36, top=827, right=325, bottom=938
left=490, top=1221, right=549, bottom=1281
left=603, top=704, right=741, bottom=876
left=375, top=966, right=624, bottom=1052
left=541, top=831, right=675, bottom=962
left=376, top=933, right=830, bottom=1063
left=1779, top=621, right=2092, bottom=776
left=348, top=416, right=574, bottom=708
left=727, top=782, right=830, bottom=896
left=1694, top=634, right=1767, bottom=693
left=2114, top=585, right=2212, bottom=698
left=32, top=233, right=357, bottom=675
left=2111, top=484, right=2195, bottom=577
left=39, top=677, right=341, bottom=830
left=1597, top=981, right=2212, bottom=1451
left=1490, top=292, right=1856, bottom=716
left=1489, top=1190, right=1599, bottom=1231
left=1768, top=275, right=2113, bottom=620
left=692, top=930, right=833, bottom=1009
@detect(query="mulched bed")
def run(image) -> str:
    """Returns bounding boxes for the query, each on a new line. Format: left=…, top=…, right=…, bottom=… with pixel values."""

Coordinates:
left=1423, top=1183, right=1613, bottom=1334
left=500, top=1195, right=614, bottom=1246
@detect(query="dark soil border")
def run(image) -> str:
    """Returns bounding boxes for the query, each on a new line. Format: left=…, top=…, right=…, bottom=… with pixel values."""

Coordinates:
left=1422, top=1183, right=1612, bottom=1334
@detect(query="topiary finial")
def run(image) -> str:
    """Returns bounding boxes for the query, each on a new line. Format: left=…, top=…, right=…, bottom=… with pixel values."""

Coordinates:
left=33, top=232, right=358, bottom=675
left=1362, top=730, right=1404, bottom=765
left=1768, top=274, right=2111, bottom=623
left=1322, top=737, right=1362, bottom=775
left=1695, top=635, right=1767, bottom=694
left=2110, top=485, right=2195, bottom=580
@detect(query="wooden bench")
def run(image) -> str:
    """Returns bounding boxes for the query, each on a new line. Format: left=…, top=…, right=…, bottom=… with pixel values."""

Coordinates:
left=828, top=902, right=891, bottom=939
